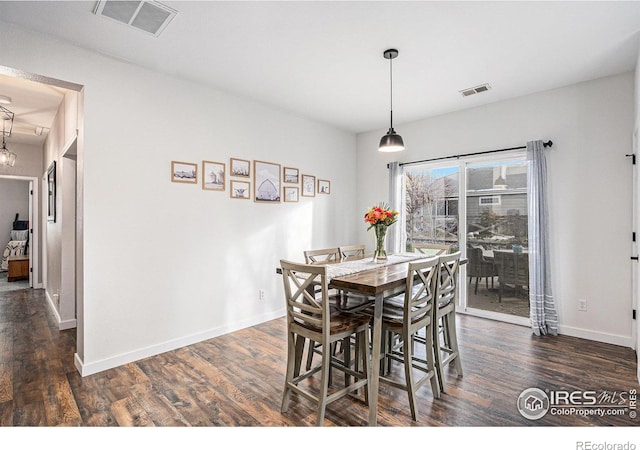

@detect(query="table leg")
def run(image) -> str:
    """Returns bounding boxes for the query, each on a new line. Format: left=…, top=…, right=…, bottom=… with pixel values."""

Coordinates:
left=368, top=292, right=383, bottom=426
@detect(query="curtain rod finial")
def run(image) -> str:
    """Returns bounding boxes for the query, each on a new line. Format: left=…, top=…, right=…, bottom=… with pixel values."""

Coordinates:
left=544, top=140, right=553, bottom=148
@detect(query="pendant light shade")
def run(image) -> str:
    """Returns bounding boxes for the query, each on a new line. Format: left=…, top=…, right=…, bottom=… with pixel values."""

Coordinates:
left=379, top=48, right=404, bottom=152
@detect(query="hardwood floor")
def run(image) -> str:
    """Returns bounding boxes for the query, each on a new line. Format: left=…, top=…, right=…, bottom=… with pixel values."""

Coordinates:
left=0, top=287, right=638, bottom=429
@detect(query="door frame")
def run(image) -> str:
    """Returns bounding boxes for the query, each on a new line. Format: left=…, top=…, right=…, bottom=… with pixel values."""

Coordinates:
left=0, top=174, right=39, bottom=288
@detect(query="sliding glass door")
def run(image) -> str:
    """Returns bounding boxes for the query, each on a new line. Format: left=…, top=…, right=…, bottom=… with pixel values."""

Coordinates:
left=465, top=159, right=530, bottom=320
left=402, top=152, right=529, bottom=324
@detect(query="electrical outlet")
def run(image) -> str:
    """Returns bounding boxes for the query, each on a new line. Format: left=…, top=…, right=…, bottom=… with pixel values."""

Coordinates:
left=578, top=299, right=587, bottom=312
left=259, top=289, right=265, bottom=300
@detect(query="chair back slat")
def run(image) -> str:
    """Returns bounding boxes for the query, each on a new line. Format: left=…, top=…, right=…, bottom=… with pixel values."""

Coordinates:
left=339, top=245, right=366, bottom=261
left=403, top=257, right=439, bottom=332
left=412, top=243, right=451, bottom=256
left=304, top=248, right=341, bottom=264
left=281, top=259, right=329, bottom=331
left=437, top=251, right=461, bottom=307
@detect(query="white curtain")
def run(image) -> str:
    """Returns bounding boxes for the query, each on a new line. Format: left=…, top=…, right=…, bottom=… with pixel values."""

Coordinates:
left=527, top=140, right=558, bottom=336
left=387, top=161, right=403, bottom=254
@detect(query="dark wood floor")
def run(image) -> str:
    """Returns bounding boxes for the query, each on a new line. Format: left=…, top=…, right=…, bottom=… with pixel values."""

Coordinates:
left=0, top=287, right=638, bottom=428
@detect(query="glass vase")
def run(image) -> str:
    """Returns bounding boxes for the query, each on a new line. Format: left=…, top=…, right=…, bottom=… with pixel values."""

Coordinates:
left=374, top=225, right=388, bottom=263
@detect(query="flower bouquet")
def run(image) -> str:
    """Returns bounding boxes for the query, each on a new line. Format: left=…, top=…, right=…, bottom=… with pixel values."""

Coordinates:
left=364, top=203, right=399, bottom=263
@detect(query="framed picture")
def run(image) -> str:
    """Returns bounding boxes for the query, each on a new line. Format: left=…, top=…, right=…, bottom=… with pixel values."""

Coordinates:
left=230, top=158, right=250, bottom=177
left=318, top=179, right=330, bottom=194
left=254, top=160, right=281, bottom=203
left=284, top=186, right=299, bottom=203
left=230, top=180, right=250, bottom=199
left=171, top=161, right=197, bottom=184
left=47, top=161, right=56, bottom=223
left=301, top=174, right=315, bottom=197
left=283, top=167, right=299, bottom=184
left=202, top=160, right=225, bottom=191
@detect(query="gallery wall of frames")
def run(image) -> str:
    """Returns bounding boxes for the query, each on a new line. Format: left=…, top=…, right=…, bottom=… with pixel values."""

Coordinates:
left=170, top=158, right=330, bottom=203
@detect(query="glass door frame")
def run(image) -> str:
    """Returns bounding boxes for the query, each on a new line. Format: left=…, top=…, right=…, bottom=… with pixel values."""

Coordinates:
left=401, top=149, right=530, bottom=327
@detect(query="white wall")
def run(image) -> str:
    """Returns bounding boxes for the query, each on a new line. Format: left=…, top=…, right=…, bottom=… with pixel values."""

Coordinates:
left=0, top=24, right=358, bottom=375
left=357, top=72, right=635, bottom=347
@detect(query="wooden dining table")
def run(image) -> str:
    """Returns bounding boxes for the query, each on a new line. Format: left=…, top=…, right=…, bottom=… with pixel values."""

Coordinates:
left=327, top=253, right=467, bottom=426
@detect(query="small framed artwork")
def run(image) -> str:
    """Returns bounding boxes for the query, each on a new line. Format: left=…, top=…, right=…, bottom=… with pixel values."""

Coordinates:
left=318, top=179, right=330, bottom=194
left=230, top=158, right=250, bottom=177
left=47, top=161, right=56, bottom=223
left=301, top=174, right=315, bottom=197
left=202, top=160, right=225, bottom=191
left=230, top=180, right=250, bottom=199
left=283, top=167, right=299, bottom=184
left=254, top=160, right=281, bottom=203
left=171, top=161, right=197, bottom=184
left=284, top=186, right=299, bottom=203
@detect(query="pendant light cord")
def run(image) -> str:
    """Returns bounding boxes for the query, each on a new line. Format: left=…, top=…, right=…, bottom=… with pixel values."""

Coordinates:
left=389, top=55, right=394, bottom=129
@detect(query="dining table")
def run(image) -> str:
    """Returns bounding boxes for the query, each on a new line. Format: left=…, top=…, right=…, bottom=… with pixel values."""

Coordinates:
left=324, top=252, right=467, bottom=426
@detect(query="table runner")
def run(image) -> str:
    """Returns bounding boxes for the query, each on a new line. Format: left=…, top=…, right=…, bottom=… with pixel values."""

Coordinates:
left=325, top=252, right=433, bottom=282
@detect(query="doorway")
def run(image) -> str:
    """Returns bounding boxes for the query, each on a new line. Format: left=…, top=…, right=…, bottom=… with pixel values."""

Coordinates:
left=0, top=175, right=39, bottom=291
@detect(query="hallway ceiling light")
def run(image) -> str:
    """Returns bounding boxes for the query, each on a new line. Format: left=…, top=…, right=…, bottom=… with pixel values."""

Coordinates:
left=1, top=106, right=16, bottom=167
left=379, top=48, right=404, bottom=152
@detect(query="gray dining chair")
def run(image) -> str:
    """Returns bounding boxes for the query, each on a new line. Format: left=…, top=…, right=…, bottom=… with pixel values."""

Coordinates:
left=433, top=251, right=463, bottom=393
left=280, top=259, right=370, bottom=426
left=363, top=256, right=441, bottom=420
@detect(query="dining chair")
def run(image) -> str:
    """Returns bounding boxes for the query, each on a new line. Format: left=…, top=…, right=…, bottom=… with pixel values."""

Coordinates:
left=493, top=250, right=529, bottom=302
left=279, top=259, right=370, bottom=426
left=303, top=247, right=343, bottom=370
left=338, top=244, right=366, bottom=261
left=412, top=243, right=451, bottom=256
left=433, top=251, right=463, bottom=393
left=467, top=246, right=498, bottom=294
left=363, top=256, right=441, bottom=421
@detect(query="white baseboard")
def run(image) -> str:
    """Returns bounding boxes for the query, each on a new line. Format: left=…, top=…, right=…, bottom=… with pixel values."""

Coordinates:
left=460, top=309, right=634, bottom=348
left=75, top=308, right=286, bottom=377
left=558, top=324, right=634, bottom=348
left=45, top=289, right=77, bottom=330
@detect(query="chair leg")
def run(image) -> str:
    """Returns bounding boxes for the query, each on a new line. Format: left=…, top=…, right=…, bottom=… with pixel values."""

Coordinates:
left=359, top=328, right=370, bottom=405
left=425, top=324, right=440, bottom=399
left=446, top=312, right=463, bottom=377
left=281, top=331, right=297, bottom=413
left=316, top=341, right=331, bottom=426
left=474, top=277, right=479, bottom=294
left=305, top=340, right=316, bottom=370
left=403, top=334, right=418, bottom=421
left=294, top=335, right=306, bottom=377
left=433, top=317, right=446, bottom=394
left=344, top=337, right=352, bottom=387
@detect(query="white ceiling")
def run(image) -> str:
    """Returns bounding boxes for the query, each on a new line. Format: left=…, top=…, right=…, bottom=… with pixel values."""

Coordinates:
left=0, top=1, right=639, bottom=135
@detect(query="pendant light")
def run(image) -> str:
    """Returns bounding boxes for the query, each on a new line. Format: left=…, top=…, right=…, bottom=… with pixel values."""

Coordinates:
left=0, top=108, right=16, bottom=167
left=379, top=48, right=404, bottom=152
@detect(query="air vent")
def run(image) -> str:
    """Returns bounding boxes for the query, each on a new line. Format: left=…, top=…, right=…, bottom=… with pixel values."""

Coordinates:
left=93, top=1, right=177, bottom=37
left=460, top=83, right=492, bottom=97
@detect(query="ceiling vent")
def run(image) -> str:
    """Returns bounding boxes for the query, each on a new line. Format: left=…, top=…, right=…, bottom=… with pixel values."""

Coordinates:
left=93, top=1, right=177, bottom=37
left=460, top=83, right=492, bottom=97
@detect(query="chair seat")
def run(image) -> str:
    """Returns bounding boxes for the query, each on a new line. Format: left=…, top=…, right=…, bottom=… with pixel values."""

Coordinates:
left=294, top=307, right=371, bottom=335
left=331, top=293, right=375, bottom=313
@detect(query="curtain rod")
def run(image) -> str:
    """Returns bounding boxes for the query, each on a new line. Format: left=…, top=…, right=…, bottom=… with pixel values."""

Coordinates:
left=395, top=140, right=553, bottom=168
